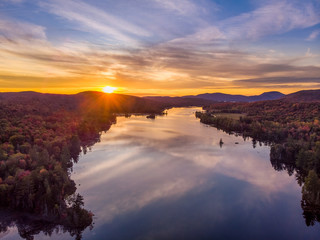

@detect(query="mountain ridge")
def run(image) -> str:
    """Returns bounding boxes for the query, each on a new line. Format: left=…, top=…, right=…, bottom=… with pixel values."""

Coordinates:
left=1, top=89, right=319, bottom=109
left=282, top=89, right=320, bottom=102
left=0, top=91, right=164, bottom=114
left=182, top=91, right=285, bottom=102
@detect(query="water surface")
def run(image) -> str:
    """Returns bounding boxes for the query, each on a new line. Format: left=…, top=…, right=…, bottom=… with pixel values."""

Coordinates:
left=3, top=107, right=320, bottom=239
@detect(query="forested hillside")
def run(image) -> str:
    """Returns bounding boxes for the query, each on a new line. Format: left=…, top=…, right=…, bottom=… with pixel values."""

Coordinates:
left=283, top=89, right=320, bottom=102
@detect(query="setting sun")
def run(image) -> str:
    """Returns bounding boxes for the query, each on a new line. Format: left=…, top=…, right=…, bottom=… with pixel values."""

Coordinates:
left=102, top=86, right=117, bottom=93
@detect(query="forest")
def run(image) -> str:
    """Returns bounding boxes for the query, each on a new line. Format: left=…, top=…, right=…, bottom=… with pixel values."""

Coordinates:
left=196, top=98, right=320, bottom=226
left=0, top=91, right=164, bottom=239
left=1, top=90, right=320, bottom=238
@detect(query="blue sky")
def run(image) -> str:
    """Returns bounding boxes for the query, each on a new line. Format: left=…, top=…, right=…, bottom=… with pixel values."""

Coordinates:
left=0, top=0, right=319, bottom=95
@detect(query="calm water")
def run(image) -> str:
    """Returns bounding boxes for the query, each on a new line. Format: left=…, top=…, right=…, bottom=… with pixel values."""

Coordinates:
left=2, top=107, right=320, bottom=239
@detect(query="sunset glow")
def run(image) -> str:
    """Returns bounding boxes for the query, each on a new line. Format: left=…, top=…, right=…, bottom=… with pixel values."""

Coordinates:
left=0, top=0, right=319, bottom=95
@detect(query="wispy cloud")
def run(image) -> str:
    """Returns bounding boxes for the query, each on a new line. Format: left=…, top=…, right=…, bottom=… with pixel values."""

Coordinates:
left=307, top=29, right=320, bottom=41
left=220, top=1, right=320, bottom=40
left=0, top=18, right=46, bottom=42
left=152, top=0, right=206, bottom=15
left=2, top=0, right=24, bottom=3
left=40, top=0, right=150, bottom=46
left=0, top=17, right=109, bottom=79
left=159, top=0, right=320, bottom=49
left=234, top=77, right=320, bottom=85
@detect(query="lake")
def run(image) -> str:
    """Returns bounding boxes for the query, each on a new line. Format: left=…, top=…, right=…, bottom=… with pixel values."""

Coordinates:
left=2, top=107, right=320, bottom=239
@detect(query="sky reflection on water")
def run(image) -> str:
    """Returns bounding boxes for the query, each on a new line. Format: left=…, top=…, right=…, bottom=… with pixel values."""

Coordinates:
left=67, top=107, right=319, bottom=240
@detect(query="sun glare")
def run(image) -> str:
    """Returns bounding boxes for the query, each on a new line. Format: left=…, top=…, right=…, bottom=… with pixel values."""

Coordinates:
left=102, top=86, right=117, bottom=93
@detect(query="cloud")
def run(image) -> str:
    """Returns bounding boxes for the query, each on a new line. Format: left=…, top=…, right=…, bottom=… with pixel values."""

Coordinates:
left=234, top=77, right=320, bottom=85
left=220, top=1, right=320, bottom=40
left=40, top=0, right=150, bottom=46
left=166, top=26, right=226, bottom=47
left=2, top=0, right=24, bottom=3
left=305, top=48, right=312, bottom=57
left=0, top=17, right=111, bottom=79
left=157, top=0, right=320, bottom=54
left=152, top=0, right=205, bottom=15
left=307, top=29, right=320, bottom=41
left=164, top=0, right=320, bottom=47
left=0, top=18, right=46, bottom=42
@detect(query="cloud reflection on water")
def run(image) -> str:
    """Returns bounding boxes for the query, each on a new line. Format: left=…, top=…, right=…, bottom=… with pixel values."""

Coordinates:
left=73, top=107, right=297, bottom=227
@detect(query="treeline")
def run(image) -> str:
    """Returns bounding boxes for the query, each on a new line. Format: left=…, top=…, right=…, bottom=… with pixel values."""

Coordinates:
left=196, top=99, right=320, bottom=226
left=0, top=91, right=164, bottom=239
left=144, top=96, right=215, bottom=108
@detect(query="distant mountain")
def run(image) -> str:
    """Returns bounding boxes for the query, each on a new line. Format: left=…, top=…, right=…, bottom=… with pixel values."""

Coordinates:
left=282, top=89, right=320, bottom=102
left=254, top=91, right=286, bottom=101
left=184, top=91, right=285, bottom=102
left=3, top=89, right=318, bottom=115
left=0, top=91, right=164, bottom=114
left=144, top=96, right=215, bottom=107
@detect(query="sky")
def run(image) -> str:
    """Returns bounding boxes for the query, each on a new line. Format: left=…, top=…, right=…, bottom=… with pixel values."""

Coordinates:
left=0, top=0, right=319, bottom=96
